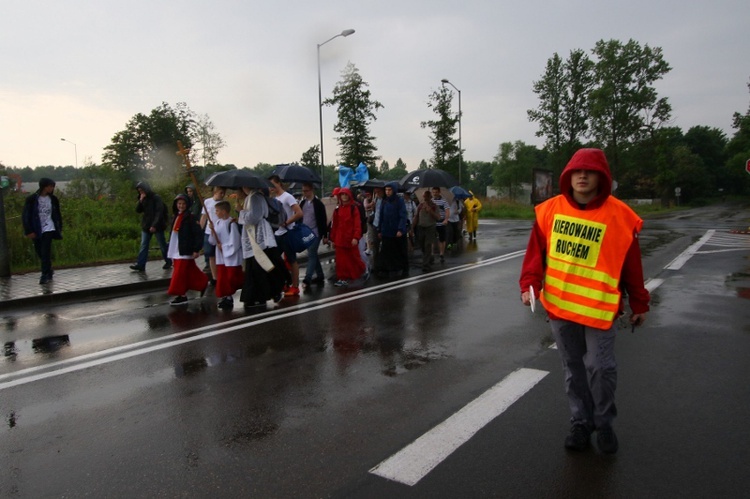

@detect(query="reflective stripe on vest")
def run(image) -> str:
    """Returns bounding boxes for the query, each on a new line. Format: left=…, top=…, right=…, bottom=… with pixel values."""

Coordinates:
left=536, top=196, right=642, bottom=329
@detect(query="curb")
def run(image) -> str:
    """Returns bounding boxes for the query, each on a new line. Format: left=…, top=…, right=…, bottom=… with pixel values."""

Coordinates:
left=1, top=248, right=336, bottom=312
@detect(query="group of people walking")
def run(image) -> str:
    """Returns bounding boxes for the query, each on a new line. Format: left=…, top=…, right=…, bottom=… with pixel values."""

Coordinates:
left=20, top=148, right=650, bottom=456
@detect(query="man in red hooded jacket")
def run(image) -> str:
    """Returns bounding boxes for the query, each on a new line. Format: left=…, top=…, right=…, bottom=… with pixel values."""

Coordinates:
left=519, top=148, right=649, bottom=454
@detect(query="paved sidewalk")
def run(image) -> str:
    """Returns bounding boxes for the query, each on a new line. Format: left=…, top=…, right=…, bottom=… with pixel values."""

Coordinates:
left=0, top=248, right=334, bottom=312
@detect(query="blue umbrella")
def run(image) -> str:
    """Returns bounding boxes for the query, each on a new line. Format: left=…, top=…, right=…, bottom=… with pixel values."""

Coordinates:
left=450, top=186, right=471, bottom=199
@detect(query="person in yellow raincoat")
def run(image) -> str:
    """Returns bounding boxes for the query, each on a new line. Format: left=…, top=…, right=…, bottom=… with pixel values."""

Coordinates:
left=463, top=192, right=482, bottom=241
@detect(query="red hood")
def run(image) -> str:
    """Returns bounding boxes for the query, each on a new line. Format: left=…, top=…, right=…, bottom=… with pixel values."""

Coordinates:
left=559, top=148, right=612, bottom=208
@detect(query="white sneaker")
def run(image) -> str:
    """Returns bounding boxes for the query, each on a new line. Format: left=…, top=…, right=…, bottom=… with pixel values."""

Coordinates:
left=334, top=279, right=349, bottom=287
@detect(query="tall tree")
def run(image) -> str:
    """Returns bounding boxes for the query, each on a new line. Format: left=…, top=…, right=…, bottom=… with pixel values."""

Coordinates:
left=394, top=158, right=407, bottom=171
left=421, top=85, right=460, bottom=177
left=102, top=102, right=200, bottom=181
left=324, top=62, right=384, bottom=171
left=722, top=78, right=750, bottom=195
left=419, top=159, right=428, bottom=169
left=492, top=141, right=545, bottom=201
left=464, top=160, right=494, bottom=196
left=380, top=160, right=390, bottom=173
left=194, top=113, right=226, bottom=167
left=528, top=50, right=594, bottom=174
left=589, top=39, right=672, bottom=177
left=300, top=145, right=321, bottom=169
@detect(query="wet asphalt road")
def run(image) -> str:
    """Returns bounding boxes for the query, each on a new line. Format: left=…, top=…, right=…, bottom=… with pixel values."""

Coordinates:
left=2, top=205, right=750, bottom=497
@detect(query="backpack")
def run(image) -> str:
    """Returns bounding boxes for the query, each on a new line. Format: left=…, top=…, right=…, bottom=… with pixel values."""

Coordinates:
left=265, top=196, right=287, bottom=230
left=353, top=202, right=367, bottom=234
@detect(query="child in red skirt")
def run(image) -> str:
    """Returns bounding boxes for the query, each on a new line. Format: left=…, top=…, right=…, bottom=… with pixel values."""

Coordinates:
left=210, top=201, right=244, bottom=309
left=167, top=194, right=208, bottom=305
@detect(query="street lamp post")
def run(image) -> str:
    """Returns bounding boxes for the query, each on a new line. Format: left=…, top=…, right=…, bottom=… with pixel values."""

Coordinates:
left=441, top=79, right=462, bottom=185
left=60, top=138, right=78, bottom=168
left=318, top=28, right=355, bottom=195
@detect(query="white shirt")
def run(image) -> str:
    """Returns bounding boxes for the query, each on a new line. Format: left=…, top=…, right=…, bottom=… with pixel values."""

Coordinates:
left=273, top=190, right=298, bottom=236
left=202, top=197, right=219, bottom=235
left=37, top=195, right=56, bottom=233
left=210, top=217, right=243, bottom=267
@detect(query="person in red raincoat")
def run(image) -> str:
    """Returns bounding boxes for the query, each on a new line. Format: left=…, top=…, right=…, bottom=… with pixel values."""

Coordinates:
left=329, top=188, right=366, bottom=287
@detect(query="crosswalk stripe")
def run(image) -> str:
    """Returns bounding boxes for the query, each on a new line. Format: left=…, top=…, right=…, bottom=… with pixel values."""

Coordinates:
left=369, top=368, right=549, bottom=486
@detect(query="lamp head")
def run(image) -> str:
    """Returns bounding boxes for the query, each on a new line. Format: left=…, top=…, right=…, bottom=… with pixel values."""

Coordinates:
left=341, top=29, right=355, bottom=37
left=441, top=79, right=450, bottom=84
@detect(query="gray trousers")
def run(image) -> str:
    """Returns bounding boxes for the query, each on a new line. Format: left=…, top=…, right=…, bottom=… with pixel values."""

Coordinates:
left=550, top=319, right=618, bottom=430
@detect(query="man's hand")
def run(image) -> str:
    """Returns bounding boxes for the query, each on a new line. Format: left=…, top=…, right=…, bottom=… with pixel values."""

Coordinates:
left=521, top=291, right=531, bottom=306
left=630, top=313, right=646, bottom=327
left=149, top=227, right=156, bottom=233
left=26, top=232, right=37, bottom=240
left=351, top=238, right=358, bottom=246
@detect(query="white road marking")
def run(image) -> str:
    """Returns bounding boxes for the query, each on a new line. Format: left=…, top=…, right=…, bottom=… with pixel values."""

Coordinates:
left=665, top=230, right=715, bottom=270
left=369, top=368, right=549, bottom=486
left=0, top=250, right=526, bottom=391
left=645, top=278, right=664, bottom=292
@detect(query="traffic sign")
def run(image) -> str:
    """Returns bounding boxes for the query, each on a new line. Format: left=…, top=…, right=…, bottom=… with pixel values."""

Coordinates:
left=746, top=158, right=750, bottom=175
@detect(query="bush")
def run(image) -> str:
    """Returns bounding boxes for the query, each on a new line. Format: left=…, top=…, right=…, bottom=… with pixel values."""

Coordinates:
left=4, top=189, right=154, bottom=274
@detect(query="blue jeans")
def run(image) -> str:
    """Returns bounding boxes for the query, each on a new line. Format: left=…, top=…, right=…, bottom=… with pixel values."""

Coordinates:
left=136, top=230, right=169, bottom=268
left=303, top=236, right=323, bottom=282
left=550, top=319, right=618, bottom=430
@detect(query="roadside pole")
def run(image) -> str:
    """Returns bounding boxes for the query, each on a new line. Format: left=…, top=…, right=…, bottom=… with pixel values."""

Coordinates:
left=0, top=179, right=10, bottom=277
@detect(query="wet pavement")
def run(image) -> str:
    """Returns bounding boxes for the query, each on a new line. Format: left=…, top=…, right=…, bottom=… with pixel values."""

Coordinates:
left=2, top=208, right=750, bottom=497
left=0, top=247, right=332, bottom=312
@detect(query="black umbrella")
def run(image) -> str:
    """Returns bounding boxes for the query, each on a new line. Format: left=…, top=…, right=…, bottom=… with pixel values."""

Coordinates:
left=205, top=169, right=269, bottom=189
left=270, top=164, right=322, bottom=185
left=400, top=169, right=458, bottom=189
left=356, top=178, right=386, bottom=191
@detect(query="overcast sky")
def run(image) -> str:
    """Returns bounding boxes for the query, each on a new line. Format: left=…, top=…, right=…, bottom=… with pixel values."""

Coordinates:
left=2, top=0, right=748, bottom=171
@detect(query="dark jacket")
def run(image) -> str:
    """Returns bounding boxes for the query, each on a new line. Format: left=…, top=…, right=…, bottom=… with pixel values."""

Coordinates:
left=299, top=196, right=329, bottom=239
left=135, top=181, right=168, bottom=232
left=185, top=184, right=203, bottom=218
left=171, top=194, right=204, bottom=256
left=22, top=191, right=63, bottom=239
left=378, top=182, right=407, bottom=237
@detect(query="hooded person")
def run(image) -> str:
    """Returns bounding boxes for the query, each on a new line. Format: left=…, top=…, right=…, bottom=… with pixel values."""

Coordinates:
left=166, top=194, right=208, bottom=305
left=329, top=188, right=366, bottom=287
left=22, top=177, right=63, bottom=284
left=375, top=181, right=409, bottom=276
left=518, top=148, right=649, bottom=455
left=131, top=181, right=171, bottom=272
left=463, top=191, right=482, bottom=241
left=185, top=184, right=203, bottom=218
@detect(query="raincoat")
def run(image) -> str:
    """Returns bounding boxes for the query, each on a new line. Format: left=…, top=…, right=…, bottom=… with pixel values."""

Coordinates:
left=464, top=195, right=482, bottom=234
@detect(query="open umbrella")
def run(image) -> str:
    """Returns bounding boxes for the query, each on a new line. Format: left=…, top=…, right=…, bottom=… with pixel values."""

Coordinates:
left=356, top=178, right=386, bottom=191
left=400, top=168, right=458, bottom=190
left=450, top=186, right=471, bottom=199
left=270, top=164, right=322, bottom=184
left=205, top=169, right=269, bottom=189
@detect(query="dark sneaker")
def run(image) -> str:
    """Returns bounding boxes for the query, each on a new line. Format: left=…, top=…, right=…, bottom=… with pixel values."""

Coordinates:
left=170, top=295, right=188, bottom=306
left=217, top=297, right=234, bottom=309
left=162, top=261, right=172, bottom=270
left=597, top=427, right=619, bottom=454
left=564, top=424, right=592, bottom=451
left=39, top=275, right=51, bottom=285
left=130, top=264, right=145, bottom=272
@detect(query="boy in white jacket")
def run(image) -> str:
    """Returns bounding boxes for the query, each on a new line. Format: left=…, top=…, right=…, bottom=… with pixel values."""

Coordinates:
left=209, top=201, right=244, bottom=309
